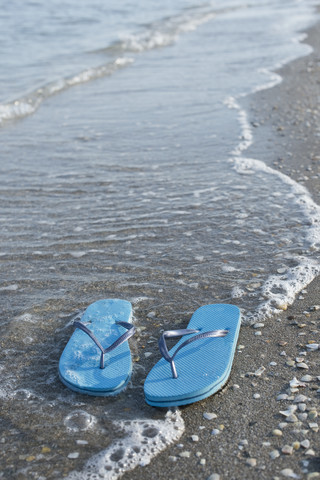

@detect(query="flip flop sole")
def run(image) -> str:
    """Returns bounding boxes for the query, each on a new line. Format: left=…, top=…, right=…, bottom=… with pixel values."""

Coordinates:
left=144, top=304, right=241, bottom=407
left=59, top=299, right=133, bottom=396
left=58, top=370, right=131, bottom=397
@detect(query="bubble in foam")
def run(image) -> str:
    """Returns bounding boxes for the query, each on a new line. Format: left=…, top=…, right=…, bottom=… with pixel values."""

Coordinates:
left=64, top=410, right=97, bottom=433
left=65, top=410, right=184, bottom=480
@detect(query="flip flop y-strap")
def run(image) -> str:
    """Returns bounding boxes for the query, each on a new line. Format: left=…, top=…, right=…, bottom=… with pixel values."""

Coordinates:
left=159, top=328, right=229, bottom=379
left=73, top=320, right=135, bottom=369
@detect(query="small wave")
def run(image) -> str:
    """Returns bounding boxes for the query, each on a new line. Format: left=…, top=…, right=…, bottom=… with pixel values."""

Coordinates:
left=0, top=4, right=244, bottom=126
left=0, top=57, right=133, bottom=125
left=106, top=9, right=218, bottom=53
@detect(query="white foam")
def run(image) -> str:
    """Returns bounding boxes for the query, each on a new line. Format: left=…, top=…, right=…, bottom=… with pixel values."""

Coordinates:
left=257, top=258, right=320, bottom=320
left=116, top=10, right=217, bottom=53
left=227, top=33, right=320, bottom=322
left=0, top=58, right=133, bottom=125
left=0, top=284, right=19, bottom=291
left=66, top=410, right=184, bottom=480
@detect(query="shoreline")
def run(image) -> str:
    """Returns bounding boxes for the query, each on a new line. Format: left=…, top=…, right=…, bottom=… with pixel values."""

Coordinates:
left=120, top=19, right=320, bottom=480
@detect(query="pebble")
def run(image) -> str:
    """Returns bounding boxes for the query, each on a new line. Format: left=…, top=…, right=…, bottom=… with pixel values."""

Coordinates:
left=246, top=458, right=257, bottom=467
left=273, top=429, right=283, bottom=436
left=254, top=366, right=266, bottom=376
left=280, top=351, right=287, bottom=356
left=179, top=451, right=191, bottom=458
left=308, top=422, right=319, bottom=431
left=301, top=439, right=310, bottom=449
left=280, top=405, right=297, bottom=416
left=278, top=422, right=288, bottom=429
left=200, top=458, right=206, bottom=466
left=239, top=439, right=248, bottom=446
left=280, top=468, right=300, bottom=478
left=286, top=414, right=298, bottom=423
left=298, top=413, right=308, bottom=421
left=286, top=360, right=296, bottom=367
left=41, top=447, right=51, bottom=453
left=306, top=449, right=316, bottom=456
left=308, top=411, right=318, bottom=420
left=191, top=435, right=199, bottom=442
left=298, top=403, right=307, bottom=412
left=270, top=450, right=280, bottom=459
left=277, top=394, right=289, bottom=401
left=306, top=343, right=319, bottom=350
left=144, top=352, right=153, bottom=358
left=294, top=394, right=307, bottom=403
left=300, top=375, right=313, bottom=382
left=309, top=305, right=320, bottom=311
left=253, top=393, right=261, bottom=399
left=282, top=445, right=294, bottom=455
left=255, top=331, right=262, bottom=336
left=211, top=429, right=220, bottom=436
left=207, top=474, right=220, bottom=480
left=307, top=473, right=320, bottom=480
left=169, top=456, right=177, bottom=462
left=203, top=412, right=217, bottom=420
left=68, top=452, right=79, bottom=459
left=253, top=323, right=264, bottom=329
left=270, top=362, right=277, bottom=366
left=277, top=268, right=287, bottom=274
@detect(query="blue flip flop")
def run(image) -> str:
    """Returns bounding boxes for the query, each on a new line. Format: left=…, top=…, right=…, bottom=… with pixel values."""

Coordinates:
left=59, top=299, right=135, bottom=396
left=144, top=304, right=241, bottom=407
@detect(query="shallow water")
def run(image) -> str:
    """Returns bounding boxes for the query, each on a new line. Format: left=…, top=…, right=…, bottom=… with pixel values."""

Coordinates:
left=1, top=1, right=320, bottom=478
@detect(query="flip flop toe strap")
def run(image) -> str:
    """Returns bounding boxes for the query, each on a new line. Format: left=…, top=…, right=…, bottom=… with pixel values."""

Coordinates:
left=73, top=320, right=135, bottom=369
left=159, top=328, right=229, bottom=379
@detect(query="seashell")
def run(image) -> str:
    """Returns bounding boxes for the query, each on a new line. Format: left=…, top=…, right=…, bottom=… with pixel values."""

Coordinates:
left=280, top=405, right=297, bottom=416
left=296, top=362, right=309, bottom=369
left=289, top=377, right=306, bottom=388
left=293, top=394, right=307, bottom=403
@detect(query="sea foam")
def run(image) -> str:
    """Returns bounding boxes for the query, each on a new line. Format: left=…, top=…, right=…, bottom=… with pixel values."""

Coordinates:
left=66, top=410, right=184, bottom=480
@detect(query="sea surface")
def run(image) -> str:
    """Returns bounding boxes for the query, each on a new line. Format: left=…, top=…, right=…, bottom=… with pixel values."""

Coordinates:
left=1, top=1, right=320, bottom=478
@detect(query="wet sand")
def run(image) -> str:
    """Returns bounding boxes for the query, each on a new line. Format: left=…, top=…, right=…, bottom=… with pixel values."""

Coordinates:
left=121, top=20, right=320, bottom=480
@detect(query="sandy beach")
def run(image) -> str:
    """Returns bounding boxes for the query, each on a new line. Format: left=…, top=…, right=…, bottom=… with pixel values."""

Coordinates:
left=119, top=21, right=320, bottom=480
left=1, top=6, right=319, bottom=480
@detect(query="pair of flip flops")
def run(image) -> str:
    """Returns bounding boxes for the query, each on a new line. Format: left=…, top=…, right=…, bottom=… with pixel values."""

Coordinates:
left=59, top=299, right=241, bottom=407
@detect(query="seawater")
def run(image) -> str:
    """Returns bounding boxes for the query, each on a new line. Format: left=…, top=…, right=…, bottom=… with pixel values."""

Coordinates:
left=1, top=1, right=320, bottom=478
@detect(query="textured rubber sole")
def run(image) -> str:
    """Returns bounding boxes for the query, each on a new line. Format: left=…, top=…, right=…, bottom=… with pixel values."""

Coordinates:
left=145, top=357, right=233, bottom=407
left=59, top=371, right=131, bottom=397
left=59, top=299, right=133, bottom=396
